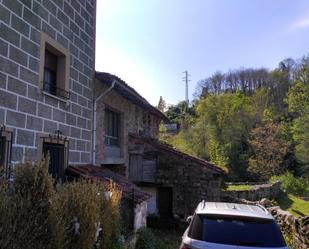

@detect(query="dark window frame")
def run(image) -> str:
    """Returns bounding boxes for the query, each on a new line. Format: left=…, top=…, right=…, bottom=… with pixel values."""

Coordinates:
left=39, top=33, right=70, bottom=101
left=43, top=49, right=58, bottom=96
left=104, top=109, right=120, bottom=147
left=40, top=130, right=69, bottom=181
left=0, top=126, right=13, bottom=179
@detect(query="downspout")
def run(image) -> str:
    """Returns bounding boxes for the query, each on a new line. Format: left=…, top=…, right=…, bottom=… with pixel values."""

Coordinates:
left=92, top=80, right=117, bottom=165
left=91, top=0, right=97, bottom=165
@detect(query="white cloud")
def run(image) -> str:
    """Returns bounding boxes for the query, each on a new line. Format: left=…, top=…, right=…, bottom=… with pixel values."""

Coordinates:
left=291, top=18, right=309, bottom=30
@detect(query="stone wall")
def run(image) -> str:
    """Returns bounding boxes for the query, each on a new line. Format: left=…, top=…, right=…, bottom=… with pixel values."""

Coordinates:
left=95, top=80, right=161, bottom=168
left=241, top=199, right=308, bottom=249
left=156, top=153, right=222, bottom=218
left=268, top=206, right=308, bottom=249
left=0, top=0, right=96, bottom=164
left=221, top=181, right=281, bottom=201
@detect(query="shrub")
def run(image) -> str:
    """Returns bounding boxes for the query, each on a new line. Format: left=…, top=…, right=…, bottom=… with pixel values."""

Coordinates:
left=0, top=159, right=123, bottom=249
left=271, top=172, right=309, bottom=196
left=135, top=228, right=157, bottom=249
left=1, top=159, right=55, bottom=249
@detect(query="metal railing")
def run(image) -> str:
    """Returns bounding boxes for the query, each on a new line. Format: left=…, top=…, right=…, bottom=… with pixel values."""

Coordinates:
left=43, top=81, right=70, bottom=100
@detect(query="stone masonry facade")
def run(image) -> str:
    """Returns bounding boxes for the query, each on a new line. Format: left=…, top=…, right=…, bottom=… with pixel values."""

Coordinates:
left=94, top=77, right=162, bottom=170
left=0, top=0, right=96, bottom=165
left=128, top=135, right=224, bottom=218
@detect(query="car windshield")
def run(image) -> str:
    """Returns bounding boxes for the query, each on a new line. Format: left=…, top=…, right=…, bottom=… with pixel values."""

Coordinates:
left=189, top=214, right=286, bottom=247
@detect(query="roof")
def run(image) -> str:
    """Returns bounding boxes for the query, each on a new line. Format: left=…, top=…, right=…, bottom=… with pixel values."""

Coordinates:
left=196, top=201, right=273, bottom=220
left=129, top=134, right=226, bottom=174
left=95, top=72, right=168, bottom=121
left=66, top=165, right=151, bottom=203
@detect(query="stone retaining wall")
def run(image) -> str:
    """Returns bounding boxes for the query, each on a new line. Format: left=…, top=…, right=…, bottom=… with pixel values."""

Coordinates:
left=221, top=181, right=281, bottom=201
left=241, top=199, right=308, bottom=249
left=268, top=206, right=308, bottom=249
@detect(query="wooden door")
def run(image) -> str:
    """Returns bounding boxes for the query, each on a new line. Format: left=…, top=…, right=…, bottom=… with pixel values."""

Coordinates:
left=129, top=154, right=142, bottom=182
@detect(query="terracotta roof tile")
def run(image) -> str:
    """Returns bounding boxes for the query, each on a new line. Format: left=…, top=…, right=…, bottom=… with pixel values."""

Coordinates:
left=67, top=164, right=151, bottom=203
left=129, top=134, right=226, bottom=174
left=95, top=72, right=168, bottom=121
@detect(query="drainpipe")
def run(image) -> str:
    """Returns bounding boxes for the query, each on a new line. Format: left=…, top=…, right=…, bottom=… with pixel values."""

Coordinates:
left=92, top=80, right=117, bottom=165
left=91, top=0, right=97, bottom=166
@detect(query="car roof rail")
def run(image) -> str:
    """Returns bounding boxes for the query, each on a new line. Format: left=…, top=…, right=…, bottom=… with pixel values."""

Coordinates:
left=256, top=204, right=268, bottom=213
left=201, top=200, right=206, bottom=209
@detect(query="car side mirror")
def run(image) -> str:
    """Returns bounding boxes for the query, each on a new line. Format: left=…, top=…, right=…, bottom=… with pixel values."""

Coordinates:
left=186, top=215, right=193, bottom=224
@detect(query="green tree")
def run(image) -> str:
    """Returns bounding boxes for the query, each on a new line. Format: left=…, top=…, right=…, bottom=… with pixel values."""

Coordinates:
left=195, top=92, right=255, bottom=178
left=287, top=56, right=309, bottom=177
left=157, top=96, right=166, bottom=112
left=248, top=122, right=291, bottom=181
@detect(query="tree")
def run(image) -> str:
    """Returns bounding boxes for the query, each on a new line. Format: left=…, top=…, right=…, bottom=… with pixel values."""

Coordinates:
left=248, top=123, right=290, bottom=181
left=287, top=56, right=309, bottom=176
left=157, top=96, right=166, bottom=112
left=287, top=82, right=309, bottom=116
left=165, top=101, right=195, bottom=126
left=195, top=92, right=255, bottom=178
left=291, top=115, right=309, bottom=176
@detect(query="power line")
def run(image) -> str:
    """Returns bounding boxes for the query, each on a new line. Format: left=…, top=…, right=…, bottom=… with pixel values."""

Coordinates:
left=182, top=70, right=191, bottom=104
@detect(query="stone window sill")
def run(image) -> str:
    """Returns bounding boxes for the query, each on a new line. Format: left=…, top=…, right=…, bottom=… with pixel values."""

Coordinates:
left=42, top=90, right=69, bottom=104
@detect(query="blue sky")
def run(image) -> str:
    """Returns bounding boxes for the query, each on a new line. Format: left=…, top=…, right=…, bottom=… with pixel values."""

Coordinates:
left=95, top=0, right=309, bottom=106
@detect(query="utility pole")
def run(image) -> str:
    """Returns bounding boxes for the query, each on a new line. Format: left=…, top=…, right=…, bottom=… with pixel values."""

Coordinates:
left=182, top=70, right=190, bottom=105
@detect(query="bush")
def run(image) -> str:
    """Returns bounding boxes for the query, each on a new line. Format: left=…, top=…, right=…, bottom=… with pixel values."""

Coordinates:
left=0, top=159, right=123, bottom=249
left=0, top=159, right=55, bottom=249
left=135, top=228, right=157, bottom=249
left=271, top=172, right=309, bottom=196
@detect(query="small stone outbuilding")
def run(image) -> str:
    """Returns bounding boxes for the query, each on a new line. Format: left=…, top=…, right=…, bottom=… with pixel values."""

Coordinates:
left=129, top=134, right=225, bottom=219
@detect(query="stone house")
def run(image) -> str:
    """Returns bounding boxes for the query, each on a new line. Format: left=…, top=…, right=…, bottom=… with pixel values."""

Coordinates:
left=93, top=72, right=225, bottom=220
left=0, top=0, right=96, bottom=178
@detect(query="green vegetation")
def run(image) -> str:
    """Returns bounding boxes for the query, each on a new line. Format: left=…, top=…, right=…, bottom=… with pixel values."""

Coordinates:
left=161, top=55, right=309, bottom=182
left=226, top=184, right=253, bottom=191
left=0, top=159, right=123, bottom=249
left=275, top=193, right=309, bottom=216
left=135, top=228, right=182, bottom=249
left=271, top=172, right=309, bottom=197
left=270, top=172, right=309, bottom=216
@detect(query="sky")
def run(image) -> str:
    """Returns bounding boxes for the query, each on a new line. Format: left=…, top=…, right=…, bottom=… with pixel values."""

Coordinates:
left=95, top=0, right=309, bottom=106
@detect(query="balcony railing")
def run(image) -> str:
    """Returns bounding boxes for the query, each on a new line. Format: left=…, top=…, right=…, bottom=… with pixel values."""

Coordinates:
left=43, top=81, right=70, bottom=100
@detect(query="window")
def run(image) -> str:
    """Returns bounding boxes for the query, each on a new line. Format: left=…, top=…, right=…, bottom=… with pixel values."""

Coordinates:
left=40, top=130, right=69, bottom=181
left=43, top=50, right=57, bottom=95
left=43, top=142, right=65, bottom=180
left=0, top=126, right=13, bottom=179
left=188, top=214, right=286, bottom=247
left=0, top=136, right=6, bottom=170
left=39, top=33, right=70, bottom=100
left=104, top=109, right=120, bottom=147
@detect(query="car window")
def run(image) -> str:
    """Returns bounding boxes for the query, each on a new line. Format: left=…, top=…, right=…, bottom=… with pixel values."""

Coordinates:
left=189, top=215, right=286, bottom=247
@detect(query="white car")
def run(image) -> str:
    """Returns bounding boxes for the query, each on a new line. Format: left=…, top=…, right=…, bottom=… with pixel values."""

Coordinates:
left=179, top=201, right=288, bottom=249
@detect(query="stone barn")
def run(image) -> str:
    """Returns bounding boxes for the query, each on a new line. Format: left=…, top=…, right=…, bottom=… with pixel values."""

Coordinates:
left=128, top=134, right=225, bottom=219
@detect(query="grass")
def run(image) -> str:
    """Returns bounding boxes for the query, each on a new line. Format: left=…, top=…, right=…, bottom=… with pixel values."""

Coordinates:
left=275, top=192, right=309, bottom=216
left=226, top=184, right=253, bottom=191
left=151, top=228, right=183, bottom=249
